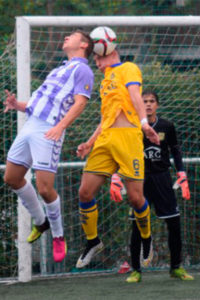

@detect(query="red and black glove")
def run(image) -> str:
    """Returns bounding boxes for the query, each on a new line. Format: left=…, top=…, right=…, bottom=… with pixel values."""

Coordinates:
left=110, top=173, right=125, bottom=203
left=173, top=171, right=190, bottom=200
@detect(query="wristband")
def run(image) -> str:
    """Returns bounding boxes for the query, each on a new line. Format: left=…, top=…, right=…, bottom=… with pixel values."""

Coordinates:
left=140, top=118, right=148, bottom=126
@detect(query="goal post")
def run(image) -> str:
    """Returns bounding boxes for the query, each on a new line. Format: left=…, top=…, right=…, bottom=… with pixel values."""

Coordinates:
left=16, top=17, right=32, bottom=283
left=3, top=15, right=200, bottom=282
left=17, top=15, right=200, bottom=26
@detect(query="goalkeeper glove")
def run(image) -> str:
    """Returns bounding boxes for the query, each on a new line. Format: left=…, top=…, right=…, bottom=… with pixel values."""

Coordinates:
left=110, top=173, right=126, bottom=202
left=173, top=171, right=190, bottom=200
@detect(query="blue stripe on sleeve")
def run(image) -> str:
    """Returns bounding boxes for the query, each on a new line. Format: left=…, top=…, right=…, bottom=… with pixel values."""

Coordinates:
left=126, top=82, right=141, bottom=87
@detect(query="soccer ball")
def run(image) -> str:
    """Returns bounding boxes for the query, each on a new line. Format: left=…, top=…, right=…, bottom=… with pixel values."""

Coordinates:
left=90, top=26, right=117, bottom=56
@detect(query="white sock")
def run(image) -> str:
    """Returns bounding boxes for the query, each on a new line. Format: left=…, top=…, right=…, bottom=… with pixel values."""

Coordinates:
left=13, top=182, right=46, bottom=226
left=44, top=195, right=64, bottom=238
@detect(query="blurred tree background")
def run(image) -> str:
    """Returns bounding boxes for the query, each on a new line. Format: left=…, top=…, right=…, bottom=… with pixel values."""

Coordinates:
left=0, top=0, right=199, bottom=53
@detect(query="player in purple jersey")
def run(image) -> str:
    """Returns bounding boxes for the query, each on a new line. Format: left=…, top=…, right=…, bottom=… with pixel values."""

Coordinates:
left=3, top=30, right=94, bottom=263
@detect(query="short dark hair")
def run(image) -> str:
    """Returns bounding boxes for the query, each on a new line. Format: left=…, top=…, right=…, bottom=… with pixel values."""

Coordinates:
left=142, top=90, right=159, bottom=103
left=75, top=30, right=94, bottom=58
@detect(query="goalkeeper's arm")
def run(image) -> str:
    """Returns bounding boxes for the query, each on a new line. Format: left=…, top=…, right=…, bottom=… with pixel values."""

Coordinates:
left=170, top=126, right=190, bottom=200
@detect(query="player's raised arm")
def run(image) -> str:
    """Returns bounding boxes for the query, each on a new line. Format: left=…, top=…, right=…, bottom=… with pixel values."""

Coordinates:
left=128, top=85, right=160, bottom=145
left=3, top=90, right=27, bottom=113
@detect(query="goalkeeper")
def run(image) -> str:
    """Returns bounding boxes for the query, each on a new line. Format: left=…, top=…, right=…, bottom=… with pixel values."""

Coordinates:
left=111, top=90, right=194, bottom=282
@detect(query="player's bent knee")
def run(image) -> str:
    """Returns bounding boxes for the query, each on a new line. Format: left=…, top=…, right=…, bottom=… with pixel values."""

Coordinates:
left=4, top=173, right=21, bottom=189
left=37, top=185, right=51, bottom=200
left=3, top=173, right=11, bottom=186
left=79, top=186, right=93, bottom=202
left=129, top=193, right=144, bottom=209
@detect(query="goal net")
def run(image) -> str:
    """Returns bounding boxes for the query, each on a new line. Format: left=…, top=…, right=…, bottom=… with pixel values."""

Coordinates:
left=0, top=16, right=200, bottom=281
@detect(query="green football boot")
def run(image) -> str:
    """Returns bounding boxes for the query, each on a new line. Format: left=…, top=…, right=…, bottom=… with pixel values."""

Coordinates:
left=126, top=271, right=142, bottom=283
left=27, top=217, right=50, bottom=243
left=170, top=267, right=194, bottom=280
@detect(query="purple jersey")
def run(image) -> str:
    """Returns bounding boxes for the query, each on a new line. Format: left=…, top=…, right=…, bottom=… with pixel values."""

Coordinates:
left=25, top=57, right=94, bottom=125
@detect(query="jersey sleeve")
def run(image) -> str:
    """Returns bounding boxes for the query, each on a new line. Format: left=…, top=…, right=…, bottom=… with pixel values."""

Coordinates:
left=122, top=62, right=142, bottom=87
left=167, top=122, right=184, bottom=171
left=74, top=64, right=94, bottom=99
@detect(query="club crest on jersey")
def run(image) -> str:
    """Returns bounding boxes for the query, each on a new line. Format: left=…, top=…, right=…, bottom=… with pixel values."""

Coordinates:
left=144, top=146, right=161, bottom=160
left=158, top=132, right=165, bottom=141
left=110, top=73, right=115, bottom=79
left=84, top=84, right=90, bottom=90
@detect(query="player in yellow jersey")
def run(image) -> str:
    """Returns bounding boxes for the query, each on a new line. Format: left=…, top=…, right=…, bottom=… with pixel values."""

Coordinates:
left=76, top=49, right=160, bottom=269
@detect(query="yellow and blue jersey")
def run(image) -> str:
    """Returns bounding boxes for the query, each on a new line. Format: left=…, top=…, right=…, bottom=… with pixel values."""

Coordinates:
left=100, top=62, right=142, bottom=130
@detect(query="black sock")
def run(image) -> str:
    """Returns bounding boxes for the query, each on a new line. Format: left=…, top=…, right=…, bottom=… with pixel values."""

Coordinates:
left=87, top=236, right=101, bottom=247
left=130, top=221, right=142, bottom=272
left=165, top=216, right=182, bottom=270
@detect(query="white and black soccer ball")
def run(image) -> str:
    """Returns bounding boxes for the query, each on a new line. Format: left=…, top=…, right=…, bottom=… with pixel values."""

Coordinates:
left=90, top=26, right=117, bottom=56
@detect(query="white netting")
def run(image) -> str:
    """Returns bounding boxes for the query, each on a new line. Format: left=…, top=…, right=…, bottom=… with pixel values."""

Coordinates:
left=0, top=37, right=18, bottom=278
left=0, top=17, right=200, bottom=279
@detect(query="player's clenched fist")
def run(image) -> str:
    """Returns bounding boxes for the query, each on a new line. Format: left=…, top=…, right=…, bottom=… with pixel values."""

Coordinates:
left=76, top=142, right=92, bottom=159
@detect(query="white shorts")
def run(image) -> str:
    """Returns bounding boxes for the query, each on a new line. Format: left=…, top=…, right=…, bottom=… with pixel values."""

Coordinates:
left=7, top=116, right=65, bottom=173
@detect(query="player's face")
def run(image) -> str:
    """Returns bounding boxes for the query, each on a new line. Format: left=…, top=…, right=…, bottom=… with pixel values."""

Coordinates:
left=94, top=53, right=113, bottom=73
left=62, top=32, right=84, bottom=52
left=143, top=94, right=158, bottom=118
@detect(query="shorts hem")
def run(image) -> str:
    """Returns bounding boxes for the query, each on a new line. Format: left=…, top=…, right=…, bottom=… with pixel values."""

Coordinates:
left=118, top=172, right=144, bottom=181
left=33, top=166, right=57, bottom=173
left=83, top=170, right=111, bottom=177
left=7, top=157, right=30, bottom=169
left=157, top=213, right=180, bottom=219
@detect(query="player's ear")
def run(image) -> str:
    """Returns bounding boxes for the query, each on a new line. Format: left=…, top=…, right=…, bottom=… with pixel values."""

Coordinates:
left=80, top=41, right=88, bottom=50
left=110, top=49, right=118, bottom=57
